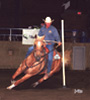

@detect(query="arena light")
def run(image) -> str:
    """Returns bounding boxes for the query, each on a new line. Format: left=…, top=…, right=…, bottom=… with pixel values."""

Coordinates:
left=77, top=11, right=82, bottom=15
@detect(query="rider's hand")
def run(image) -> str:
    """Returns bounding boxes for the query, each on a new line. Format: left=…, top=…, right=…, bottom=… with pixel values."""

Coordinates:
left=58, top=42, right=62, bottom=46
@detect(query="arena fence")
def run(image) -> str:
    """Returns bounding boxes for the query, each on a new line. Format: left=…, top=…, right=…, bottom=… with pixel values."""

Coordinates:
left=0, top=28, right=90, bottom=70
left=0, top=41, right=90, bottom=70
left=0, top=28, right=89, bottom=43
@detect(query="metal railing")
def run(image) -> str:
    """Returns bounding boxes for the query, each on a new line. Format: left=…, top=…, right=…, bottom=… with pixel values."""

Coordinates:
left=0, top=28, right=27, bottom=41
left=0, top=28, right=88, bottom=43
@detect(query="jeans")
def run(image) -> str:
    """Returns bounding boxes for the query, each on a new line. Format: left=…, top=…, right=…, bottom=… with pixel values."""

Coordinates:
left=25, top=44, right=54, bottom=74
left=25, top=46, right=34, bottom=58
left=46, top=45, right=53, bottom=73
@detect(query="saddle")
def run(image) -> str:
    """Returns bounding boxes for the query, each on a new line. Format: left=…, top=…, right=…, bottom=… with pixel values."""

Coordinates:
left=44, top=47, right=60, bottom=60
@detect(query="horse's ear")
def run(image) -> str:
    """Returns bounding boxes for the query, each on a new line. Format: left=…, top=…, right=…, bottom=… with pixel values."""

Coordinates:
left=37, top=35, right=45, bottom=40
left=35, top=35, right=37, bottom=38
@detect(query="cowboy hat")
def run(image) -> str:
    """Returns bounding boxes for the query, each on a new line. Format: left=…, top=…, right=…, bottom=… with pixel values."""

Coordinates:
left=43, top=17, right=54, bottom=23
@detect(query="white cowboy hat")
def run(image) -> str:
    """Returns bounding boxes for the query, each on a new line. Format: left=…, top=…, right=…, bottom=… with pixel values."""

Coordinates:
left=43, top=17, right=54, bottom=23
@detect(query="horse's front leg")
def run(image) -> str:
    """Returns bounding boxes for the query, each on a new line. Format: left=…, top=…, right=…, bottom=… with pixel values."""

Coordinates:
left=7, top=74, right=32, bottom=90
left=12, top=60, right=26, bottom=80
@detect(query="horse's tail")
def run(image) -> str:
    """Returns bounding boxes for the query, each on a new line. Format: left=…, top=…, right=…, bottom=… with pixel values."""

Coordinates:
left=62, top=50, right=72, bottom=66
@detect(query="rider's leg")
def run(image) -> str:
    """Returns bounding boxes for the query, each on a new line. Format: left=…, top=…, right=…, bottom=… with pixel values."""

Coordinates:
left=25, top=46, right=34, bottom=58
left=33, top=45, right=54, bottom=87
left=46, top=45, right=53, bottom=74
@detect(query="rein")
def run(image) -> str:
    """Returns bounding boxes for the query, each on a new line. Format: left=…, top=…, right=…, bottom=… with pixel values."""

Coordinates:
left=41, top=44, right=60, bottom=58
left=25, top=40, right=60, bottom=71
left=25, top=49, right=48, bottom=70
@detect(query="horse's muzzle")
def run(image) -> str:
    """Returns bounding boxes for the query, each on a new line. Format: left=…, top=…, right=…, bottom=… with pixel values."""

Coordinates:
left=35, top=56, right=41, bottom=61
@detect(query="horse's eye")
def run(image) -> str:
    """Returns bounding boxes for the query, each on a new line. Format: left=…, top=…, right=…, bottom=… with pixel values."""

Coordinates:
left=41, top=45, right=43, bottom=48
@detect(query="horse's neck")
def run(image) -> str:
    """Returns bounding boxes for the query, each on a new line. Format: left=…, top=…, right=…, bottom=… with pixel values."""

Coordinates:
left=26, top=52, right=35, bottom=65
left=44, top=47, right=49, bottom=53
left=27, top=52, right=34, bottom=58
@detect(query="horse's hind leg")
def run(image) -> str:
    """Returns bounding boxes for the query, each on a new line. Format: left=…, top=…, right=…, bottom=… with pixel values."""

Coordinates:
left=32, top=60, right=61, bottom=87
left=32, top=71, right=53, bottom=88
left=32, top=76, right=45, bottom=87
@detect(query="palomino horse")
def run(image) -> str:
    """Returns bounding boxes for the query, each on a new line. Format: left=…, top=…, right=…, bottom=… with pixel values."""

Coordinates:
left=7, top=38, right=62, bottom=90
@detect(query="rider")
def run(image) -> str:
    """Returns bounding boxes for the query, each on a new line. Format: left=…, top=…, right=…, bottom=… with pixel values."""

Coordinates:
left=25, top=16, right=62, bottom=78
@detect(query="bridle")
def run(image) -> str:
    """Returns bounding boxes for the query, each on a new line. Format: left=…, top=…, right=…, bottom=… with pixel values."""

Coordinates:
left=25, top=39, right=60, bottom=70
left=25, top=42, right=48, bottom=70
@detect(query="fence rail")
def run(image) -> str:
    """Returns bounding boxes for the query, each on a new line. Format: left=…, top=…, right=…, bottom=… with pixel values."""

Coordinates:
left=0, top=28, right=24, bottom=41
left=0, top=28, right=88, bottom=43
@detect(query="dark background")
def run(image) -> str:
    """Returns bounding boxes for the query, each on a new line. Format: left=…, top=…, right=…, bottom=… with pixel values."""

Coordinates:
left=0, top=0, right=90, bottom=40
left=0, top=0, right=90, bottom=28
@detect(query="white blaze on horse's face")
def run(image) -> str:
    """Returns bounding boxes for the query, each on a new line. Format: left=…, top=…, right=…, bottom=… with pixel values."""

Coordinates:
left=34, top=40, right=44, bottom=51
left=34, top=39, right=44, bottom=61
left=37, top=41, right=42, bottom=47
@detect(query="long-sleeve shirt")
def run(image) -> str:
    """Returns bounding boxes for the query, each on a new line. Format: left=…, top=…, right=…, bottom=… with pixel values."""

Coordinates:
left=38, top=25, right=61, bottom=44
left=38, top=25, right=61, bottom=74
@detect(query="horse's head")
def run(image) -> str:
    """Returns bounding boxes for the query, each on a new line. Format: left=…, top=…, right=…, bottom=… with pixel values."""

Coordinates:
left=34, top=37, right=45, bottom=61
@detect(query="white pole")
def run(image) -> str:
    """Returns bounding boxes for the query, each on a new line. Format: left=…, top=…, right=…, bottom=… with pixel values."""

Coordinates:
left=61, top=20, right=66, bottom=87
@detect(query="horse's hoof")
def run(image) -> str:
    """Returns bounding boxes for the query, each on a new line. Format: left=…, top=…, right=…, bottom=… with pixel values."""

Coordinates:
left=32, top=82, right=39, bottom=88
left=6, top=86, right=12, bottom=90
left=11, top=80, right=16, bottom=84
left=6, top=84, right=15, bottom=90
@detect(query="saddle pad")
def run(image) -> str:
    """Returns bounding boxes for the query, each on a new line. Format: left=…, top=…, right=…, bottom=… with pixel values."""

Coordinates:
left=54, top=54, right=60, bottom=59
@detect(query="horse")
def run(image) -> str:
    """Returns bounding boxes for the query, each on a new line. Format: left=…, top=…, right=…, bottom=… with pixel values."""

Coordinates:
left=6, top=37, right=63, bottom=90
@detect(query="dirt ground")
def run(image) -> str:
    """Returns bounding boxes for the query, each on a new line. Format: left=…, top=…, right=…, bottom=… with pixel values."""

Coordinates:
left=0, top=69, right=90, bottom=100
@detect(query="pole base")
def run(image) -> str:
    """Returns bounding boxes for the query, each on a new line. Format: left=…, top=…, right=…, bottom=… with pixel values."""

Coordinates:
left=58, top=85, right=70, bottom=90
